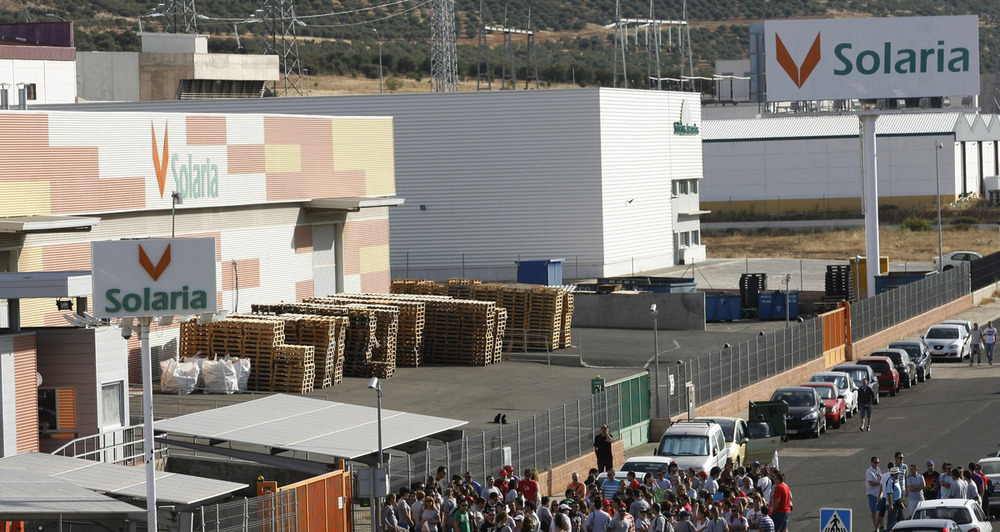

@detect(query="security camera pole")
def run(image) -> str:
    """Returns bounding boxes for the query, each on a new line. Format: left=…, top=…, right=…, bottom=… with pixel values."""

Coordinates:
left=650, top=304, right=660, bottom=418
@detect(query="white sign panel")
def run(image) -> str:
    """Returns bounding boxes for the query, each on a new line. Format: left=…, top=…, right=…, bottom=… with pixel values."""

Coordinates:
left=92, top=238, right=218, bottom=319
left=764, top=16, right=979, bottom=102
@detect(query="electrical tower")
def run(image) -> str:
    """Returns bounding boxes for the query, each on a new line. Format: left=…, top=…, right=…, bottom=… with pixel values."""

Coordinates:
left=608, top=0, right=691, bottom=90
left=162, top=0, right=199, bottom=33
left=259, top=0, right=304, bottom=97
left=431, top=0, right=459, bottom=92
left=476, top=0, right=492, bottom=90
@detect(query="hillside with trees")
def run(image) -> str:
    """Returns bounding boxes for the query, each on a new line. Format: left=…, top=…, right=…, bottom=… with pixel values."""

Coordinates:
left=6, top=0, right=998, bottom=90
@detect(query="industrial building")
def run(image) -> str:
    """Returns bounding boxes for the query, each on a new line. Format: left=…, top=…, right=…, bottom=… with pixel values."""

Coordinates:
left=0, top=109, right=398, bottom=456
left=701, top=112, right=1000, bottom=214
left=0, top=22, right=76, bottom=107
left=47, top=88, right=707, bottom=281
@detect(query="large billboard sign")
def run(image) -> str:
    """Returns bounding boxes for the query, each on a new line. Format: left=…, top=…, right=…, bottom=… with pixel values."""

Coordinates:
left=92, top=238, right=217, bottom=319
left=764, top=16, right=979, bottom=102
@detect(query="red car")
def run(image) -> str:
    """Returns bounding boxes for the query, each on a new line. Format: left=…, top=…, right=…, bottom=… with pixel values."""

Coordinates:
left=856, top=355, right=900, bottom=397
left=800, top=382, right=846, bottom=429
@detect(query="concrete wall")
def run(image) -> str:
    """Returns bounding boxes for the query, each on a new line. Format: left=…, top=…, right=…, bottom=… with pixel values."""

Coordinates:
left=538, top=439, right=624, bottom=497
left=573, top=292, right=706, bottom=330
left=192, top=54, right=279, bottom=81
left=166, top=454, right=312, bottom=498
left=140, top=33, right=208, bottom=54
left=77, top=52, right=140, bottom=102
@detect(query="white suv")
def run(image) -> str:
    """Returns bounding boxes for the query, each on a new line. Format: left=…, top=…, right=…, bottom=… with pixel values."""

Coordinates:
left=655, top=420, right=728, bottom=473
left=911, top=499, right=993, bottom=532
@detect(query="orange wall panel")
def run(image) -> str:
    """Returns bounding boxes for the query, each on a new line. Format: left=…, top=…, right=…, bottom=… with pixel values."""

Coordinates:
left=221, top=258, right=261, bottom=291
left=13, top=334, right=38, bottom=453
left=186, top=116, right=227, bottom=145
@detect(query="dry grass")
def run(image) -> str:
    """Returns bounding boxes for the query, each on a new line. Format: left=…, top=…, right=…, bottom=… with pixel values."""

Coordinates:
left=704, top=227, right=1000, bottom=262
left=302, top=74, right=580, bottom=96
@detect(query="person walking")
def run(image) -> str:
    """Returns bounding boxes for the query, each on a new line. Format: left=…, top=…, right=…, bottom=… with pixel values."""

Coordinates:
left=594, top=425, right=615, bottom=473
left=983, top=322, right=997, bottom=365
left=858, top=379, right=876, bottom=431
left=971, top=323, right=984, bottom=365
left=866, top=457, right=883, bottom=532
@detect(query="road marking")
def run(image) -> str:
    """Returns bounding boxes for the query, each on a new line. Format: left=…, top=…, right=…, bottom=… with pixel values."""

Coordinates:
left=778, top=447, right=864, bottom=457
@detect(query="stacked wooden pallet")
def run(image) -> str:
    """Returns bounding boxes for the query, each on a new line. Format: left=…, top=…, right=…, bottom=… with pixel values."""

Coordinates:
left=560, top=291, right=575, bottom=348
left=493, top=307, right=508, bottom=364
left=271, top=345, right=315, bottom=394
left=309, top=296, right=418, bottom=369
left=179, top=320, right=212, bottom=358
left=527, top=286, right=563, bottom=351
left=445, top=278, right=482, bottom=300
left=391, top=279, right=447, bottom=296
left=209, top=319, right=244, bottom=358
left=279, top=314, right=348, bottom=388
left=238, top=318, right=285, bottom=390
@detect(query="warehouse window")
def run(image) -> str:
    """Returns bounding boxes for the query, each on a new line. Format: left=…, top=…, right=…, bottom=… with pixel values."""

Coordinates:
left=691, top=180, right=699, bottom=194
left=679, top=181, right=689, bottom=195
left=679, top=232, right=690, bottom=247
left=692, top=230, right=700, bottom=245
left=24, top=83, right=36, bottom=101
left=672, top=181, right=679, bottom=197
left=101, top=381, right=125, bottom=429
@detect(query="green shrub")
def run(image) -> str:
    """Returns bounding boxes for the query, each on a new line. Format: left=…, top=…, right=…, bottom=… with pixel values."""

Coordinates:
left=953, top=222, right=973, bottom=231
left=952, top=217, right=977, bottom=225
left=901, top=217, right=930, bottom=231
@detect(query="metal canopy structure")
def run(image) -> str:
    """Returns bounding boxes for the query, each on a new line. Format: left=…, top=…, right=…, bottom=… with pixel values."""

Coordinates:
left=154, top=394, right=467, bottom=462
left=0, top=468, right=143, bottom=518
left=0, top=453, right=246, bottom=507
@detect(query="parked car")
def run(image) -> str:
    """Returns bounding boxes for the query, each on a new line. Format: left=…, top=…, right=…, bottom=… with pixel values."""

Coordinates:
left=941, top=320, right=974, bottom=337
left=923, top=324, right=971, bottom=361
left=769, top=386, right=826, bottom=438
left=934, top=251, right=982, bottom=271
left=595, top=455, right=676, bottom=483
left=976, top=457, right=1000, bottom=518
left=911, top=499, right=993, bottom=532
left=833, top=364, right=880, bottom=405
left=691, top=416, right=781, bottom=467
left=655, top=420, right=729, bottom=473
left=891, top=519, right=962, bottom=532
left=800, top=382, right=846, bottom=429
left=888, top=341, right=933, bottom=382
left=856, top=356, right=901, bottom=396
left=870, top=347, right=917, bottom=388
left=809, top=371, right=859, bottom=416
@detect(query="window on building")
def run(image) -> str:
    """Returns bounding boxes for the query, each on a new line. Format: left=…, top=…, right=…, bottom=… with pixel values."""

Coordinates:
left=690, top=180, right=699, bottom=194
left=680, top=232, right=690, bottom=247
left=672, top=181, right=679, bottom=197
left=101, top=381, right=125, bottom=429
left=679, top=181, right=689, bottom=195
left=38, top=387, right=77, bottom=439
left=24, top=83, right=36, bottom=101
left=692, top=230, right=700, bottom=245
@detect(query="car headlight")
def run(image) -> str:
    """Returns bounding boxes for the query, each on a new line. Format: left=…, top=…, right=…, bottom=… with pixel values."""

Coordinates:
left=803, top=411, right=819, bottom=421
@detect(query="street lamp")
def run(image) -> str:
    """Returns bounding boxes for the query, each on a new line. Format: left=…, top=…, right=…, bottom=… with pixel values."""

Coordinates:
left=935, top=141, right=944, bottom=272
left=650, top=304, right=660, bottom=418
left=171, top=192, right=183, bottom=238
left=372, top=28, right=383, bottom=94
left=368, top=377, right=385, bottom=532
left=44, top=13, right=67, bottom=21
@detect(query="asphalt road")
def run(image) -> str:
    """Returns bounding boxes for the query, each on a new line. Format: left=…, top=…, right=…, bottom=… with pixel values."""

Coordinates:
left=778, top=360, right=1000, bottom=532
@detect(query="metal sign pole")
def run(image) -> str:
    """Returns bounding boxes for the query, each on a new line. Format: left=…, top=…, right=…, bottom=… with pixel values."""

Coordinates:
left=139, top=316, right=158, bottom=531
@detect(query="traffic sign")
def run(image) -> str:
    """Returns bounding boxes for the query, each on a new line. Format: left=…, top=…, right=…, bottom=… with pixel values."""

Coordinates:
left=820, top=508, right=851, bottom=532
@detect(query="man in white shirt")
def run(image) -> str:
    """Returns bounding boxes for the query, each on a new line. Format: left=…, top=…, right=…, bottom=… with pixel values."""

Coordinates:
left=865, top=456, right=883, bottom=532
left=983, top=321, right=997, bottom=365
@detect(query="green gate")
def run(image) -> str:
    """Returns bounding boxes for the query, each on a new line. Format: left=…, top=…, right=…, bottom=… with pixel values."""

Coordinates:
left=595, top=372, right=650, bottom=450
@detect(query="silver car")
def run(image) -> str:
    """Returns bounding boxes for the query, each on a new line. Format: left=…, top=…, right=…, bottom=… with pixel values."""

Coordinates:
left=808, top=371, right=858, bottom=416
left=923, top=324, right=971, bottom=361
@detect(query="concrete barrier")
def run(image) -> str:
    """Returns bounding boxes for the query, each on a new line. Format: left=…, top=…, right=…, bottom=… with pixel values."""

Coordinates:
left=573, top=292, right=706, bottom=330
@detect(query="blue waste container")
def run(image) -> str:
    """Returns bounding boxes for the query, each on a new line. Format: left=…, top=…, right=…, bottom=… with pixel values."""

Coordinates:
left=516, top=259, right=565, bottom=286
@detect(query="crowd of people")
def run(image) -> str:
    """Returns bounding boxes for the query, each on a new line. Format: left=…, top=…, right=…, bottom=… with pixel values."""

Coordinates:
left=381, top=457, right=794, bottom=532
left=865, top=451, right=993, bottom=532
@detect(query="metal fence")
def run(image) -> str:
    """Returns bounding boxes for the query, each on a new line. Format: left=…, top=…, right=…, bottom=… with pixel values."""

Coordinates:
left=971, top=250, right=1000, bottom=291
left=384, top=386, right=622, bottom=492
left=654, top=319, right=824, bottom=418
left=195, top=490, right=298, bottom=532
left=851, top=265, right=969, bottom=340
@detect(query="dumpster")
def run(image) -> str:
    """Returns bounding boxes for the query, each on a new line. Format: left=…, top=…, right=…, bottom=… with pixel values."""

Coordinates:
left=594, top=276, right=697, bottom=293
left=705, top=293, right=741, bottom=322
left=874, top=271, right=936, bottom=294
left=516, top=258, right=564, bottom=286
left=757, top=291, right=799, bottom=320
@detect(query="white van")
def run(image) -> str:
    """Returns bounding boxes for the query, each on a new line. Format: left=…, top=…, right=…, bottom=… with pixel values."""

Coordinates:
left=655, top=420, right=729, bottom=473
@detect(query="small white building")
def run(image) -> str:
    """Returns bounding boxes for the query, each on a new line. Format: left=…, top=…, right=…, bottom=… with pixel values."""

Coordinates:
left=701, top=112, right=1000, bottom=214
left=49, top=88, right=708, bottom=280
left=0, top=22, right=76, bottom=106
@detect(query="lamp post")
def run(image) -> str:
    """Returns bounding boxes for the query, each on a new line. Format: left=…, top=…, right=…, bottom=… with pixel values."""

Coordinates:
left=372, top=28, right=383, bottom=94
left=44, top=13, right=67, bottom=21
left=368, top=377, right=385, bottom=532
left=935, top=141, right=944, bottom=272
left=650, top=304, right=660, bottom=418
left=171, top=192, right=182, bottom=238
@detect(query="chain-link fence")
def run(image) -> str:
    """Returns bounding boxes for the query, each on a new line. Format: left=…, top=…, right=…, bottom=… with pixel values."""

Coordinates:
left=195, top=490, right=298, bottom=532
left=851, top=265, right=969, bottom=340
left=385, top=386, right=622, bottom=492
left=970, top=251, right=1000, bottom=291
left=655, top=318, right=823, bottom=418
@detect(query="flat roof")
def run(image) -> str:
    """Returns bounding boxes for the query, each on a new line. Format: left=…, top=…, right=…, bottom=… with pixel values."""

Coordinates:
left=0, top=215, right=100, bottom=233
left=0, top=271, right=92, bottom=298
left=154, top=394, right=467, bottom=460
left=0, top=452, right=246, bottom=506
left=0, top=467, right=142, bottom=517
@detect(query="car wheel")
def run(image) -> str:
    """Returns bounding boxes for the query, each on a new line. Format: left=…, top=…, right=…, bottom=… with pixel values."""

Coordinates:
left=890, top=385, right=896, bottom=397
left=904, top=376, right=911, bottom=389
left=926, top=366, right=931, bottom=379
left=918, top=369, right=925, bottom=383
left=833, top=415, right=841, bottom=429
left=820, top=418, right=827, bottom=434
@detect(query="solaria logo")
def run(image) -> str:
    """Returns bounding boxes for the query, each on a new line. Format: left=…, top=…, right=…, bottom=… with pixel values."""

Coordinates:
left=673, top=99, right=699, bottom=136
left=775, top=32, right=972, bottom=88
left=151, top=122, right=221, bottom=200
left=103, top=243, right=210, bottom=313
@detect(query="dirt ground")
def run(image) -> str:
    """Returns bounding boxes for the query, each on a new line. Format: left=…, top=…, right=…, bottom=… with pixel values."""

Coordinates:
left=704, top=227, right=1000, bottom=262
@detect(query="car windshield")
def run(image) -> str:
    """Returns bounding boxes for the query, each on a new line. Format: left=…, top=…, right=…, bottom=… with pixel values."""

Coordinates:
left=658, top=435, right=708, bottom=457
left=835, top=367, right=868, bottom=385
left=890, top=344, right=921, bottom=358
left=858, top=360, right=888, bottom=372
left=979, top=461, right=1000, bottom=475
left=912, top=508, right=971, bottom=525
left=874, top=351, right=903, bottom=365
left=812, top=375, right=848, bottom=389
left=927, top=328, right=960, bottom=339
left=810, top=386, right=835, bottom=399
left=771, top=391, right=815, bottom=407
